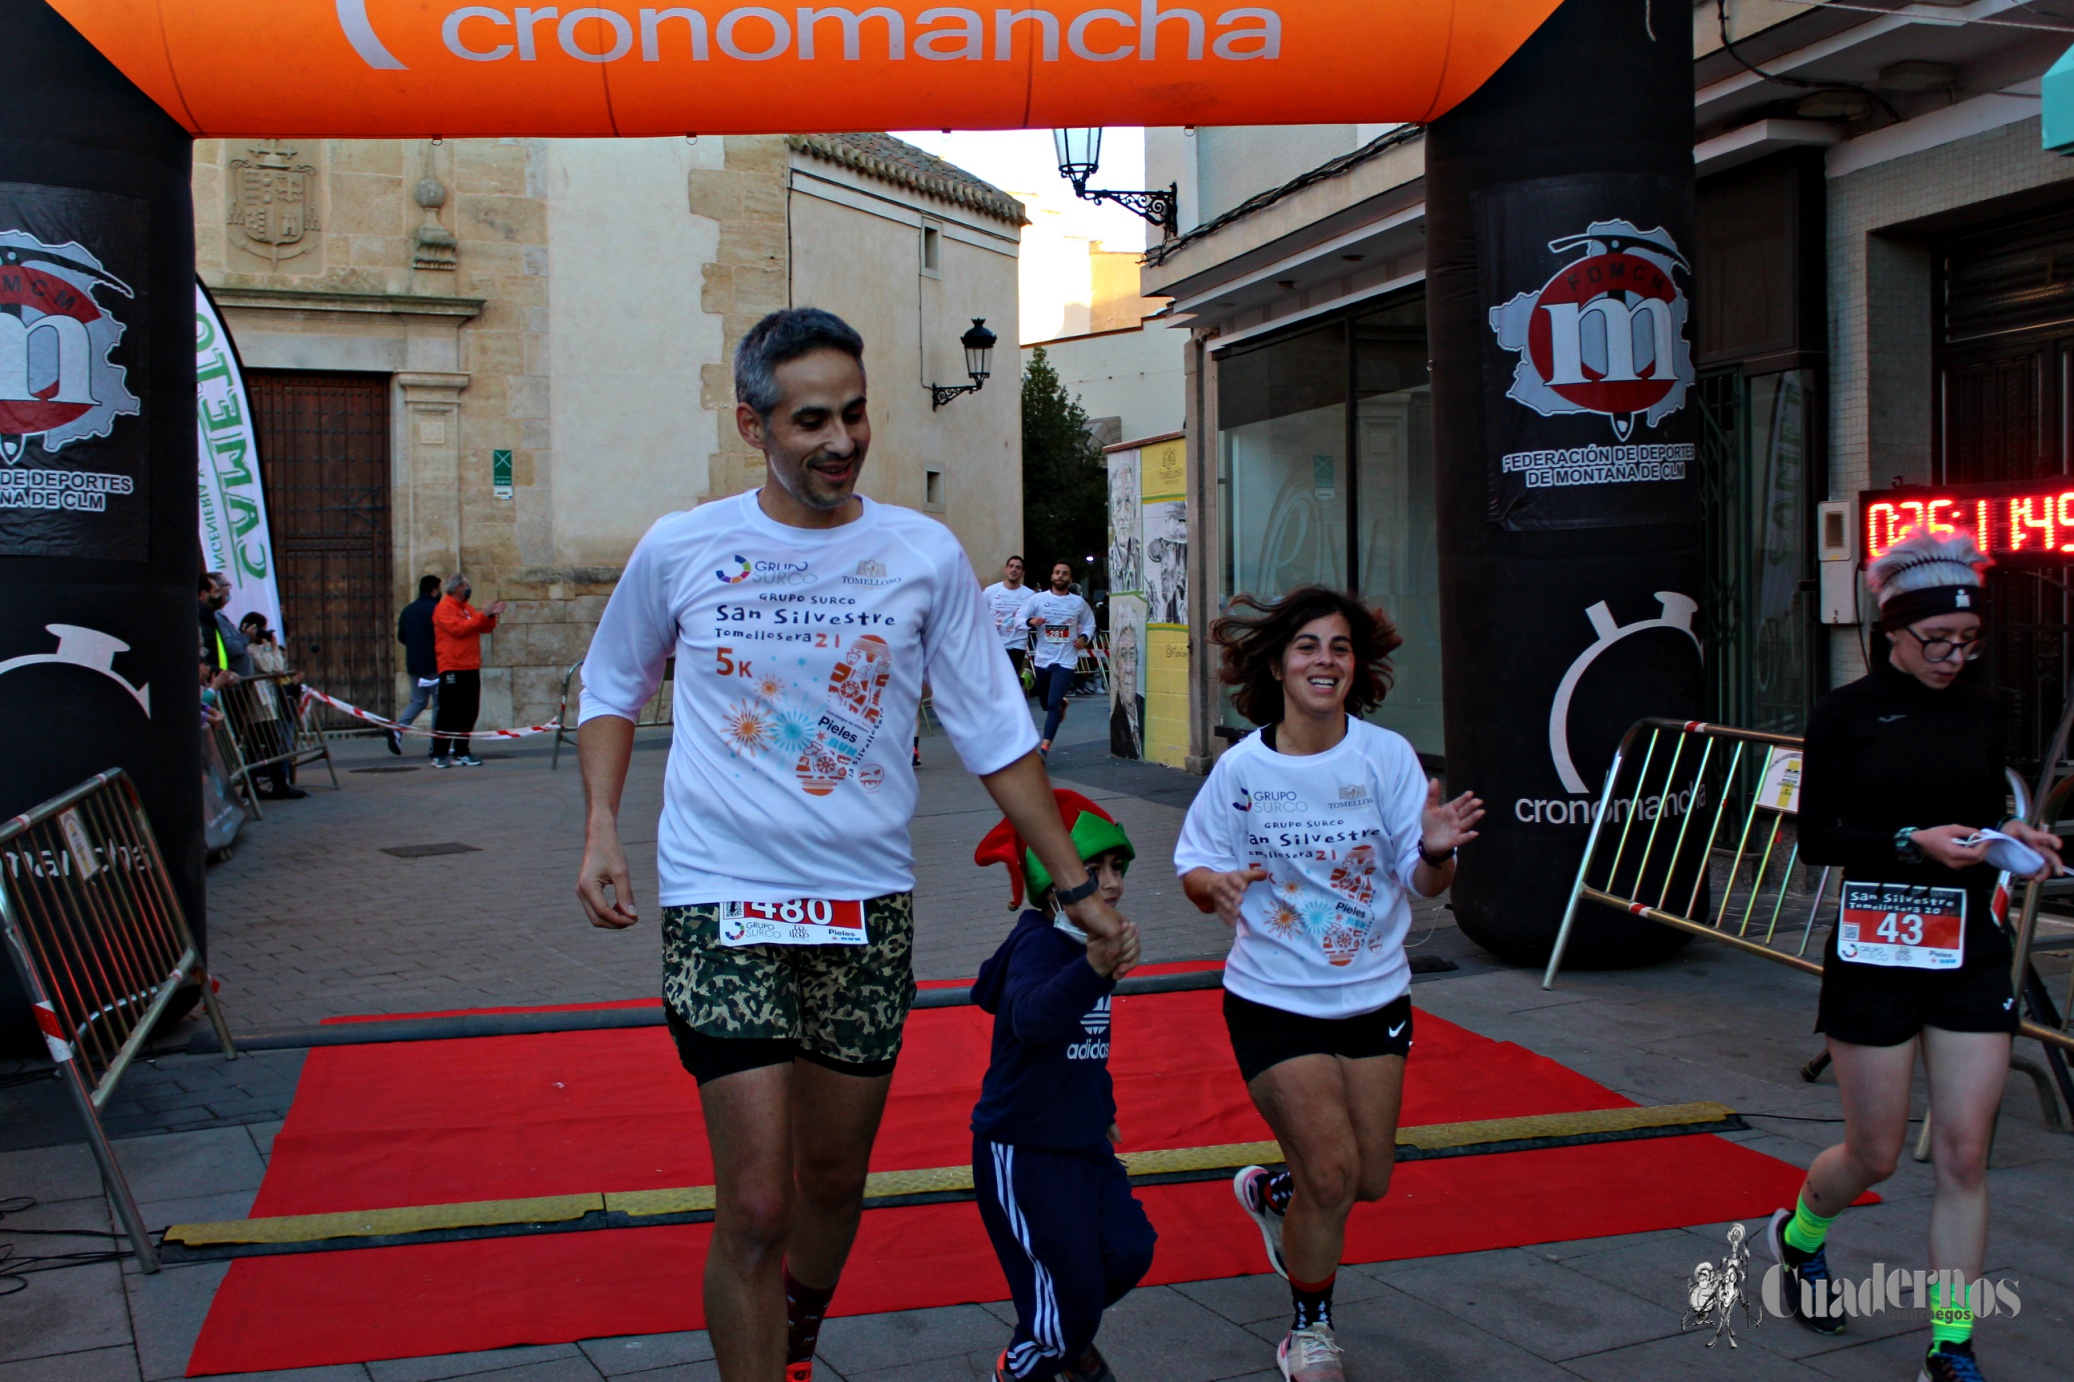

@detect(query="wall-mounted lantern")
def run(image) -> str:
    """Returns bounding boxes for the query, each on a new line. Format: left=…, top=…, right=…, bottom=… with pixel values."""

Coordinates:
left=1052, top=127, right=1178, bottom=237
left=929, top=318, right=997, bottom=410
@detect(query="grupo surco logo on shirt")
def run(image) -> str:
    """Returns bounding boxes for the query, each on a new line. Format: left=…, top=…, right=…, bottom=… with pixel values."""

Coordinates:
left=716, top=554, right=813, bottom=587
left=1243, top=789, right=1305, bottom=816
left=0, top=231, right=141, bottom=467
left=1489, top=219, right=1694, bottom=444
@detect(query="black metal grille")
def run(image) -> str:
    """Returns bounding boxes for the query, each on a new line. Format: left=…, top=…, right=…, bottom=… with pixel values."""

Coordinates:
left=248, top=372, right=394, bottom=723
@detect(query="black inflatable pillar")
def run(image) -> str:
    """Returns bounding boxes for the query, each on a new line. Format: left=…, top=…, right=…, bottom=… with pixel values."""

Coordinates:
left=1428, top=0, right=1703, bottom=966
left=0, top=2, right=200, bottom=1048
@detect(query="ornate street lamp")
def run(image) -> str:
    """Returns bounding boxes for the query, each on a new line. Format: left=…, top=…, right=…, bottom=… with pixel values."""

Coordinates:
left=1051, top=127, right=1178, bottom=237
left=929, top=318, right=997, bottom=410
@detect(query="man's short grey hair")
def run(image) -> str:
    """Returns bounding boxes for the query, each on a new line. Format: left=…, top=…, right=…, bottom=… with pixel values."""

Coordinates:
left=734, top=308, right=865, bottom=418
left=443, top=573, right=469, bottom=595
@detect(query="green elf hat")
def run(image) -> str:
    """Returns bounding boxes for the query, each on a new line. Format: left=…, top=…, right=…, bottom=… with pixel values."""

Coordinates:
left=972, top=789, right=1135, bottom=909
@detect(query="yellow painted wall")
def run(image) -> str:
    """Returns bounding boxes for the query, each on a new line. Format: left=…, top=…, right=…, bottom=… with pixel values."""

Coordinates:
left=1141, top=436, right=1189, bottom=768
left=1144, top=628, right=1191, bottom=767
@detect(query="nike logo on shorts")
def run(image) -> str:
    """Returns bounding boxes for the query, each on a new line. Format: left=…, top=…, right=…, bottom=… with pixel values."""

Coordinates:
left=1387, top=1021, right=1407, bottom=1038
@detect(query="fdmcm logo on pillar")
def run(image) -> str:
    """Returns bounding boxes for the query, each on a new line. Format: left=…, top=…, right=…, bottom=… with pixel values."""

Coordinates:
left=0, top=230, right=140, bottom=464
left=1489, top=219, right=1694, bottom=442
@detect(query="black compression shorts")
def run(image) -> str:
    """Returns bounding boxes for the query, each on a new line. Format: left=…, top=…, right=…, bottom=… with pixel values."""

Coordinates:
left=1222, top=990, right=1412, bottom=1085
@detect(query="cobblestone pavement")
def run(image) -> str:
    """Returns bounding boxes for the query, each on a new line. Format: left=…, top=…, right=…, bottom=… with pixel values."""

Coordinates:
left=3, top=708, right=2069, bottom=1381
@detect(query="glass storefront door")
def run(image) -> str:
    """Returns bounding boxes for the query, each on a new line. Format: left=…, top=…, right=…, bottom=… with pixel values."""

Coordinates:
left=1697, top=367, right=1815, bottom=735
left=1215, top=291, right=1444, bottom=756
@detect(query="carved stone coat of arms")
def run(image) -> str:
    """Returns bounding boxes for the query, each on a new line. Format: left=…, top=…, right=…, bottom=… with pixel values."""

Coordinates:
left=228, top=143, right=320, bottom=267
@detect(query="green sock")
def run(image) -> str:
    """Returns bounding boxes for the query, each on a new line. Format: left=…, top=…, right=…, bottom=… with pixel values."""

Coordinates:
left=1781, top=1195, right=1835, bottom=1255
left=1929, top=1278, right=1975, bottom=1350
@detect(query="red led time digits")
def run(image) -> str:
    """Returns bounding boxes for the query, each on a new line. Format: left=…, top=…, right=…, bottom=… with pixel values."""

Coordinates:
left=1863, top=483, right=2074, bottom=561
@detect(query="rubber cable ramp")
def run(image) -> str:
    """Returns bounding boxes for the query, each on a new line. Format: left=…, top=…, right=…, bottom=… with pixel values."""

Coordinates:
left=158, top=1101, right=1742, bottom=1263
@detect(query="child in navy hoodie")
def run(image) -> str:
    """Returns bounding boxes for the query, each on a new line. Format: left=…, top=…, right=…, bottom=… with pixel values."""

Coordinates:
left=971, top=791, right=1157, bottom=1382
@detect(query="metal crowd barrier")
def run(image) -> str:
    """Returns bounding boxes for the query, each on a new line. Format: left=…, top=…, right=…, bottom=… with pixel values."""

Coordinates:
left=0, top=770, right=237, bottom=1272
left=550, top=658, right=674, bottom=770
left=1544, top=717, right=2074, bottom=1113
left=212, top=672, right=338, bottom=816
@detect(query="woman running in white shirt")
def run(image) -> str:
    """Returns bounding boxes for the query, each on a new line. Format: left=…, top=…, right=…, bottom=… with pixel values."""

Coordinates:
left=1174, top=586, right=1482, bottom=1382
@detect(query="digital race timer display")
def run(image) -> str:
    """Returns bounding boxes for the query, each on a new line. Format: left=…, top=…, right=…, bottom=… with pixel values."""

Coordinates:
left=1863, top=479, right=2074, bottom=562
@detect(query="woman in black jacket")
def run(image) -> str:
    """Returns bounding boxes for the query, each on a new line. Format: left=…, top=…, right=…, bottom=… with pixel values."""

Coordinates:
left=1771, top=527, right=2060, bottom=1382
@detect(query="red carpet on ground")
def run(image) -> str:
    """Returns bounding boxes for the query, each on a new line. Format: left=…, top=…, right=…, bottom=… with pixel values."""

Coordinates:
left=187, top=975, right=1818, bottom=1375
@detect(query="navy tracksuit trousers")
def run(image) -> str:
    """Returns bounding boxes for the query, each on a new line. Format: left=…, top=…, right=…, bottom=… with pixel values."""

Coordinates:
left=974, top=1136, right=1157, bottom=1379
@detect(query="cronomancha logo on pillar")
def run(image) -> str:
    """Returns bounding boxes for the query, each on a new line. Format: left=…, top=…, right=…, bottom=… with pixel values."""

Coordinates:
left=0, top=229, right=140, bottom=465
left=1489, top=219, right=1694, bottom=442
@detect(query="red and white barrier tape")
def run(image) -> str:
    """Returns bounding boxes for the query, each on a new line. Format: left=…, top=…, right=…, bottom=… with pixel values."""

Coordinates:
left=298, top=688, right=563, bottom=740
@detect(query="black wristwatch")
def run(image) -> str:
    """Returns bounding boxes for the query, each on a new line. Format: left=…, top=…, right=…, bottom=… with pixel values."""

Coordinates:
left=1893, top=826, right=1924, bottom=865
left=1418, top=841, right=1456, bottom=867
left=1053, top=874, right=1101, bottom=906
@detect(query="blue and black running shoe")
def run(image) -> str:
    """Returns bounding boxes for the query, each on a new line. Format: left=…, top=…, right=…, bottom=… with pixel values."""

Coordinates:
left=1764, top=1207, right=1846, bottom=1336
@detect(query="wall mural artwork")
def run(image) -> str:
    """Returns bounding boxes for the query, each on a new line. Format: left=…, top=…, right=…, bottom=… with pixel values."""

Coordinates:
left=1108, top=594, right=1145, bottom=761
left=1108, top=447, right=1141, bottom=594
left=1144, top=499, right=1188, bottom=627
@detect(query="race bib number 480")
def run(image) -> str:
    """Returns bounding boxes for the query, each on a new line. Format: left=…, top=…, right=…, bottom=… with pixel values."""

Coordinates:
left=718, top=898, right=867, bottom=947
left=1838, top=881, right=1965, bottom=970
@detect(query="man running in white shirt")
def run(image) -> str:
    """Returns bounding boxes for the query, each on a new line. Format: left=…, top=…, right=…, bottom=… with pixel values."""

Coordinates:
left=1022, top=560, right=1096, bottom=760
left=576, top=308, right=1134, bottom=1382
left=982, top=555, right=1035, bottom=682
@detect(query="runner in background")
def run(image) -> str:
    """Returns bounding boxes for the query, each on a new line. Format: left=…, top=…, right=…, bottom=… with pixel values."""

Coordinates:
left=575, top=308, right=1135, bottom=1382
left=1173, top=586, right=1482, bottom=1382
left=983, top=555, right=1036, bottom=685
left=1774, top=527, right=2060, bottom=1382
left=1023, top=561, right=1095, bottom=761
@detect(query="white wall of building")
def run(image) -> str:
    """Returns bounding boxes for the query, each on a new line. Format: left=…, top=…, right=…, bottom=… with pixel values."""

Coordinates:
left=546, top=137, right=725, bottom=564
left=1023, top=322, right=1187, bottom=448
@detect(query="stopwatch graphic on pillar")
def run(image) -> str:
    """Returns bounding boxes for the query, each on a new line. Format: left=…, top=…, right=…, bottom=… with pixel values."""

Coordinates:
left=0, top=624, right=151, bottom=716
left=1547, top=593, right=1699, bottom=795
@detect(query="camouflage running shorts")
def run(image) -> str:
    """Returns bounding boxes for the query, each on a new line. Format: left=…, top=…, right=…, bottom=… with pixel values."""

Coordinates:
left=660, top=891, right=916, bottom=1083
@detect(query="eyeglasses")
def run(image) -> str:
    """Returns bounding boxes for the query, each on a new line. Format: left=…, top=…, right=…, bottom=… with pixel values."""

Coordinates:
left=1900, top=627, right=1985, bottom=664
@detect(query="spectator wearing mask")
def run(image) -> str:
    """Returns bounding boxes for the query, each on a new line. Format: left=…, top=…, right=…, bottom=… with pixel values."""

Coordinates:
left=431, top=572, right=505, bottom=767
left=202, top=572, right=304, bottom=800
left=199, top=572, right=253, bottom=677
left=391, top=574, right=443, bottom=755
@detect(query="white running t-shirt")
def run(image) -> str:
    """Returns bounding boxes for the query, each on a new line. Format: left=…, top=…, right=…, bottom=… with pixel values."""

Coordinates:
left=981, top=581, right=1035, bottom=652
left=1020, top=590, right=1095, bottom=669
left=1173, top=718, right=1429, bottom=1019
left=581, top=492, right=1037, bottom=905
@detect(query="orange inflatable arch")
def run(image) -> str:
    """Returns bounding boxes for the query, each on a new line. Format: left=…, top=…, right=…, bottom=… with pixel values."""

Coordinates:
left=52, top=0, right=1561, bottom=138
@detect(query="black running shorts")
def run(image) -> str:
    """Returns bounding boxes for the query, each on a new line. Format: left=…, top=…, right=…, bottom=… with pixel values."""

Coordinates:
left=1816, top=942, right=2018, bottom=1048
left=1222, top=989, right=1413, bottom=1085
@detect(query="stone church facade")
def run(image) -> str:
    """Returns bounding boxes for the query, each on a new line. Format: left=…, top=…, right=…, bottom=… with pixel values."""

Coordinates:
left=194, top=134, right=1023, bottom=730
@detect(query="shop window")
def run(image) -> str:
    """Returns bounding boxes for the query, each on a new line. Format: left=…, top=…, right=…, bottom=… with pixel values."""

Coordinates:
left=1213, top=290, right=1445, bottom=755
left=1698, top=369, right=1815, bottom=736
left=1352, top=297, right=1443, bottom=755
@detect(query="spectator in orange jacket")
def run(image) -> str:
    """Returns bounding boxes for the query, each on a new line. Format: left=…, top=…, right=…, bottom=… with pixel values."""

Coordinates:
left=431, top=573, right=506, bottom=767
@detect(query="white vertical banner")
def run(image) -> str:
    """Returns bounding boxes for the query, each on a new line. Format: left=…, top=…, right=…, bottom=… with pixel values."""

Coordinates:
left=194, top=281, right=282, bottom=637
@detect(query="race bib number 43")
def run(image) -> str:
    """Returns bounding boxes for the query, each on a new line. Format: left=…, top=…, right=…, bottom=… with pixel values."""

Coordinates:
left=718, top=898, right=867, bottom=947
left=1838, top=881, right=1965, bottom=970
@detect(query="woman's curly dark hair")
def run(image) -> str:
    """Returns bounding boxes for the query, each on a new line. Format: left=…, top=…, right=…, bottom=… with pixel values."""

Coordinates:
left=1213, top=586, right=1402, bottom=726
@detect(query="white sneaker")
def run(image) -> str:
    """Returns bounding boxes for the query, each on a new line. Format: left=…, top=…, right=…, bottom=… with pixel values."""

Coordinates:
left=456, top=754, right=484, bottom=766
left=1277, top=1323, right=1343, bottom=1382
left=1234, top=1165, right=1289, bottom=1279
left=431, top=756, right=454, bottom=769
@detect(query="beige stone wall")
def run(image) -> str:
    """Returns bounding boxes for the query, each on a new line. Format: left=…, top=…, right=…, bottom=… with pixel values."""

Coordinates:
left=197, top=134, right=1019, bottom=730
